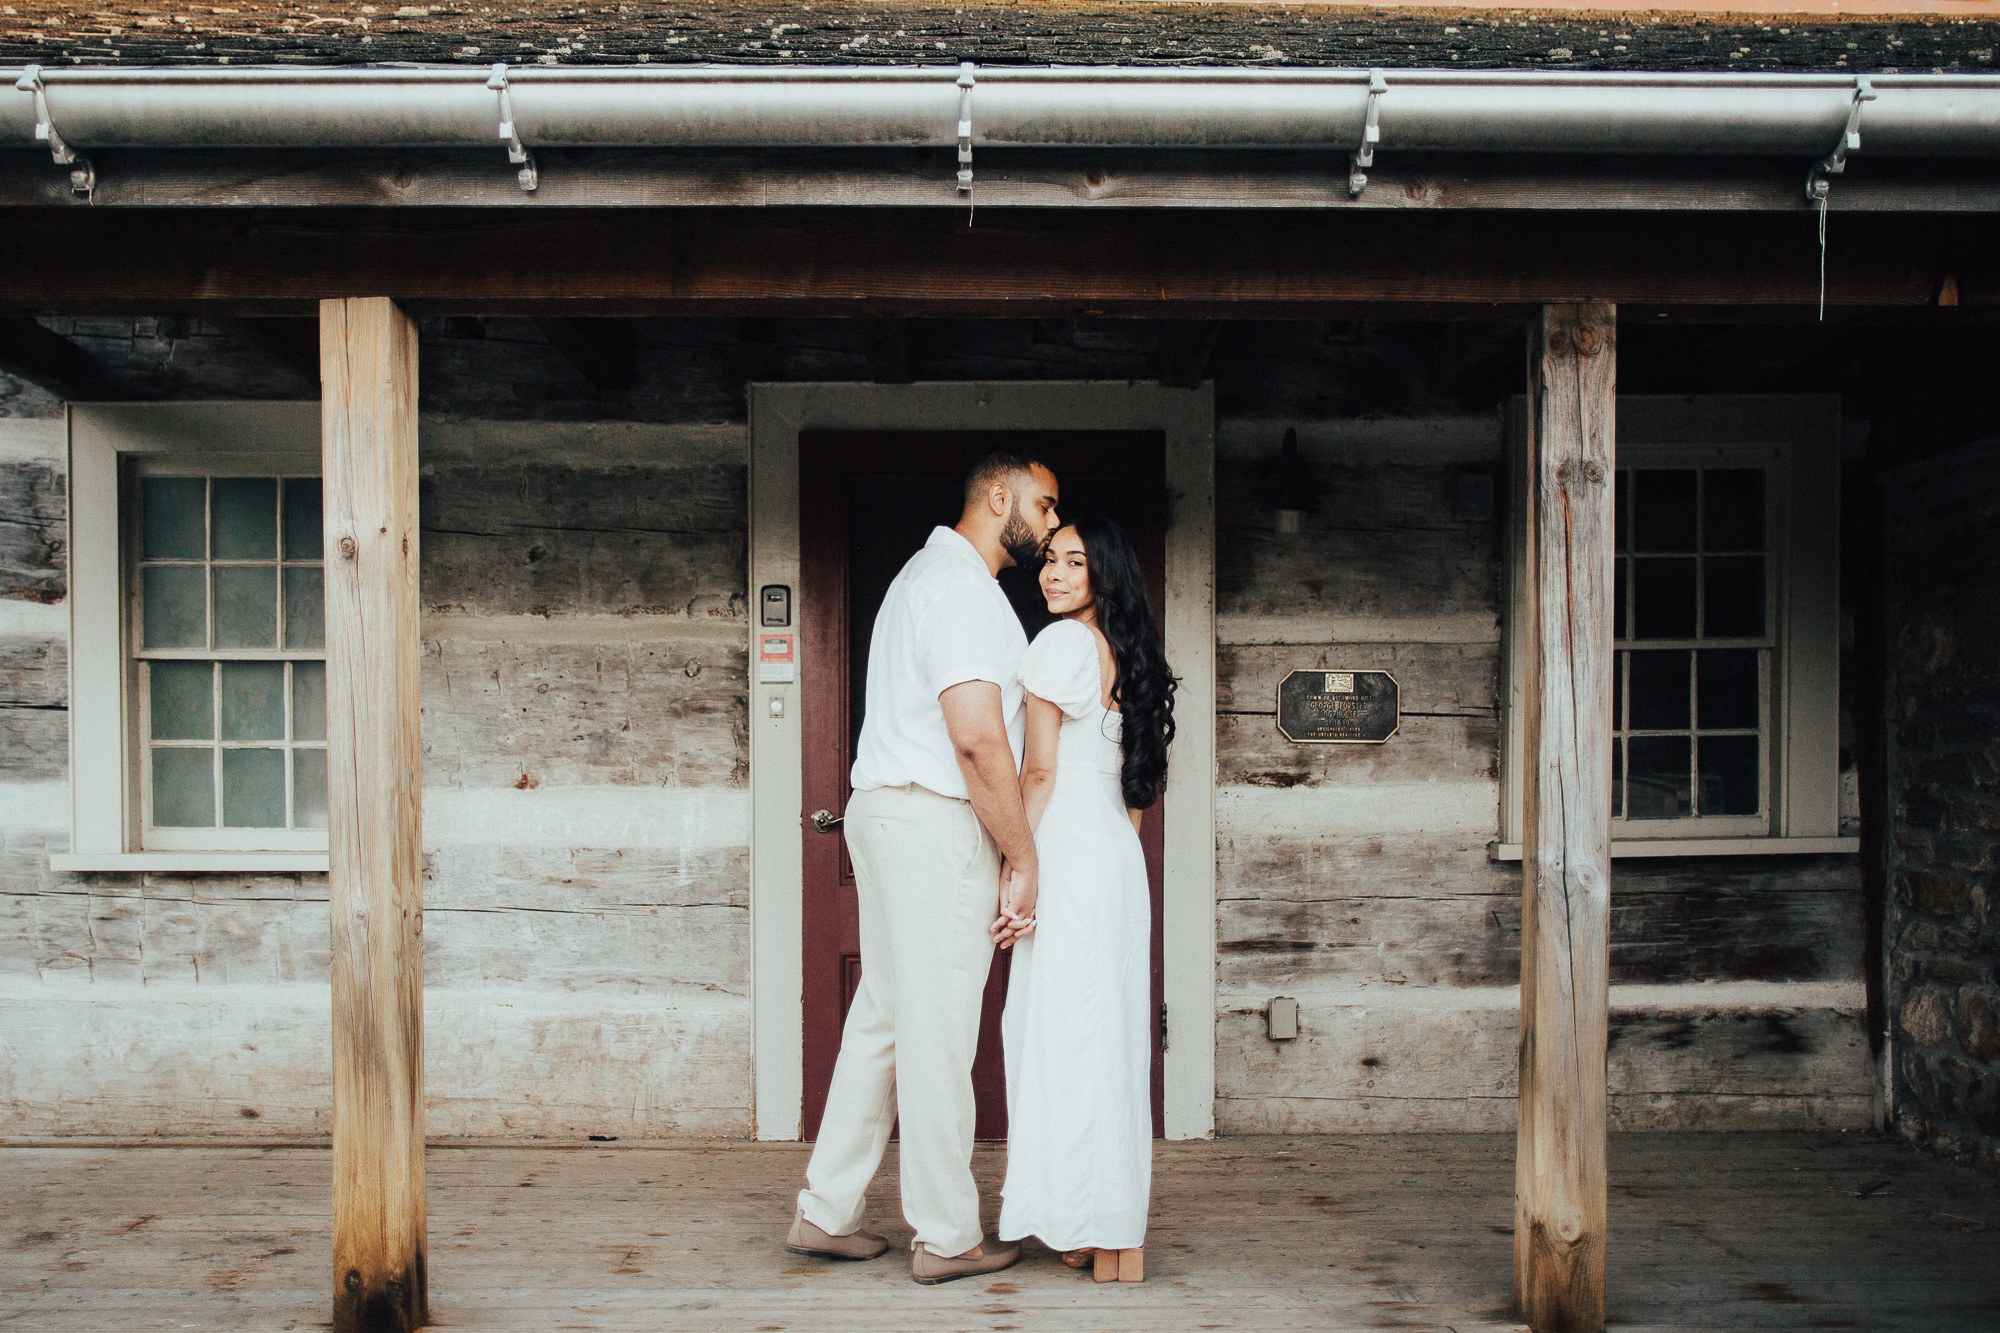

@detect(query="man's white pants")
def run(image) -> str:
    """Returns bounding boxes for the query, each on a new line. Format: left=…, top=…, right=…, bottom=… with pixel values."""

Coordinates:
left=797, top=782, right=1000, bottom=1258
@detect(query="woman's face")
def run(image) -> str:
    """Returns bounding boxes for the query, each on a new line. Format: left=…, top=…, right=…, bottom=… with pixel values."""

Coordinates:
left=1039, top=526, right=1095, bottom=617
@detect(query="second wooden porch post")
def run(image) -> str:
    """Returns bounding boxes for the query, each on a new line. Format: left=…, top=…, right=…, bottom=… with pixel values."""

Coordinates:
left=323, top=297, right=428, bottom=1333
left=1516, top=302, right=1615, bottom=1333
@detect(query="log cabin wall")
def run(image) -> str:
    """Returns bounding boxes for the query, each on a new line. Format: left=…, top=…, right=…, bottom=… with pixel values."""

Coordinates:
left=1883, top=436, right=2000, bottom=1183
left=0, top=314, right=1872, bottom=1136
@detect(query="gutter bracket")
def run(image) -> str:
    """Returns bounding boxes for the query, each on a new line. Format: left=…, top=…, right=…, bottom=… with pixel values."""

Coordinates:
left=956, top=62, right=976, bottom=194
left=15, top=64, right=94, bottom=195
left=1806, top=74, right=1875, bottom=203
left=488, top=63, right=539, bottom=193
left=1348, top=68, right=1387, bottom=198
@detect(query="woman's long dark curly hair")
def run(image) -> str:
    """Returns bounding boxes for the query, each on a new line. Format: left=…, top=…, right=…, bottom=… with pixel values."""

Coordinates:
left=1059, top=513, right=1177, bottom=810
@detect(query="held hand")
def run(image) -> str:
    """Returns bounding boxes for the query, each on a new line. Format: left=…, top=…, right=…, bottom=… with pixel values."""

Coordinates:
left=989, top=864, right=1038, bottom=949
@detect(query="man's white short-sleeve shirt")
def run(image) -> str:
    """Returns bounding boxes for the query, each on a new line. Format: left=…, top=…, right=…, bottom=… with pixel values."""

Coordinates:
left=850, top=526, right=1028, bottom=799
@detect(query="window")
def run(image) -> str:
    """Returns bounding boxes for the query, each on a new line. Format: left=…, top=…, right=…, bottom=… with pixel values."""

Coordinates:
left=1612, top=466, right=1769, bottom=835
left=57, top=402, right=328, bottom=873
left=134, top=473, right=327, bottom=848
left=1498, top=396, right=1851, bottom=858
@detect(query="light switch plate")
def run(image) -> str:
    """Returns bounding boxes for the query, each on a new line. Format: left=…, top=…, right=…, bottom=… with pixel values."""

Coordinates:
left=1267, top=996, right=1299, bottom=1041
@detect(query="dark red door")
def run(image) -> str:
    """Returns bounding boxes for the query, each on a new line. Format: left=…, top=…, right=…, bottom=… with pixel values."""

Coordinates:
left=799, top=430, right=1167, bottom=1142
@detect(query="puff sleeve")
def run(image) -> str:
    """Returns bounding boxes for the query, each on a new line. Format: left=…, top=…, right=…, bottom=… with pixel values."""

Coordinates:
left=1020, top=620, right=1103, bottom=720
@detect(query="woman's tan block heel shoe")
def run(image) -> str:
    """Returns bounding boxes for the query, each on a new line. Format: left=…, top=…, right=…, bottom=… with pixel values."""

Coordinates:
left=1090, top=1247, right=1143, bottom=1283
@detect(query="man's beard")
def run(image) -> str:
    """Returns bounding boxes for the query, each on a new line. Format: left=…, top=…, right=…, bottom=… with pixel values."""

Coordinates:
left=999, top=496, right=1047, bottom=568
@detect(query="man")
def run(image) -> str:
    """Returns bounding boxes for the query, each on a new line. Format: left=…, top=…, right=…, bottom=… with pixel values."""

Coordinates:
left=785, top=447, right=1060, bottom=1284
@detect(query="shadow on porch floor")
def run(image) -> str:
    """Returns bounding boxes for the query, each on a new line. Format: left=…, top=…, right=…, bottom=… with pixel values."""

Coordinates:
left=5, top=1132, right=1997, bottom=1332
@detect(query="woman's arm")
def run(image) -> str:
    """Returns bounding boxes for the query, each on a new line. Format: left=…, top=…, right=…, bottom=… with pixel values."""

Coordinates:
left=1127, top=807, right=1145, bottom=837
left=1019, top=691, right=1063, bottom=834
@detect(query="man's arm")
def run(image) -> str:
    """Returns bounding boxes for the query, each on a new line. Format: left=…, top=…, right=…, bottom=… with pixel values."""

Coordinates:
left=939, top=680, right=1038, bottom=937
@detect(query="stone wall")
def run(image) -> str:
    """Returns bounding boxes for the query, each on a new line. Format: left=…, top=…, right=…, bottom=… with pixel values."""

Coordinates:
left=1883, top=435, right=2000, bottom=1182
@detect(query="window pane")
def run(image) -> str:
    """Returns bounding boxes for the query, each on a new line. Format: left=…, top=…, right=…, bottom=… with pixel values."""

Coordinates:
left=1613, top=557, right=1628, bottom=640
left=293, top=749, right=329, bottom=830
left=142, top=565, right=208, bottom=648
left=1611, top=737, right=1624, bottom=819
left=1614, top=652, right=1626, bottom=730
left=1698, top=735, right=1760, bottom=816
left=151, top=746, right=215, bottom=827
left=219, top=661, right=286, bottom=741
left=1628, top=651, right=1691, bottom=731
left=142, top=477, right=206, bottom=560
left=213, top=566, right=278, bottom=649
left=292, top=661, right=328, bottom=743
left=1632, top=470, right=1697, bottom=551
left=1627, top=735, right=1692, bottom=819
left=222, top=748, right=287, bottom=828
left=1633, top=557, right=1697, bottom=639
left=149, top=661, right=213, bottom=740
left=1704, top=556, right=1765, bottom=638
left=1697, top=650, right=1760, bottom=730
left=285, top=566, right=326, bottom=650
left=212, top=478, right=278, bottom=559
left=1703, top=469, right=1765, bottom=552
left=1614, top=470, right=1628, bottom=553
left=282, top=477, right=323, bottom=561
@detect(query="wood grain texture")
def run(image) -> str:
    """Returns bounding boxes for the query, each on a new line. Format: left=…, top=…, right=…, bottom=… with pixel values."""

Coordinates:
left=11, top=149, right=2000, bottom=213
left=320, top=297, right=428, bottom=1333
left=421, top=639, right=746, bottom=791
left=12, top=1134, right=1999, bottom=1332
left=2, top=0, right=1993, bottom=73
left=0, top=209, right=1979, bottom=316
left=420, top=460, right=745, bottom=619
left=1215, top=455, right=1504, bottom=630
left=1215, top=844, right=1863, bottom=992
left=1217, top=1000, right=1873, bottom=1135
left=0, top=987, right=751, bottom=1139
left=1218, top=641, right=1497, bottom=715
left=1517, top=302, right=1616, bottom=1333
left=0, top=455, right=67, bottom=606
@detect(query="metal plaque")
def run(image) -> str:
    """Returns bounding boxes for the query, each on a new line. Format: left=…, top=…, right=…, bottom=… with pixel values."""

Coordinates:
left=1276, top=669, right=1400, bottom=745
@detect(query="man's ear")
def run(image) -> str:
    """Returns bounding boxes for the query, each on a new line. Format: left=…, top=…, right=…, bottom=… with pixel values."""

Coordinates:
left=986, top=478, right=1011, bottom=518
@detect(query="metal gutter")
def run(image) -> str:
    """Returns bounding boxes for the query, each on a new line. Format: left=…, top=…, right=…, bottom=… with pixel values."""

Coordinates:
left=8, top=64, right=2000, bottom=197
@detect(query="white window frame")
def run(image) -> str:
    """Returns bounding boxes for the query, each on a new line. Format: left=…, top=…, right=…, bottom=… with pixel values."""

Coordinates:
left=53, top=402, right=329, bottom=874
left=1496, top=395, right=1856, bottom=861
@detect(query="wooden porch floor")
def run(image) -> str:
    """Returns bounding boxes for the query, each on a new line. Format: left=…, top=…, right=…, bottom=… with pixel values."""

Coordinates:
left=6, top=1133, right=1998, bottom=1332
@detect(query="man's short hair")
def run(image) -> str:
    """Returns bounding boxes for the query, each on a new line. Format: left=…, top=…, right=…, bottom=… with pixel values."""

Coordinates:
left=962, top=446, right=1056, bottom=508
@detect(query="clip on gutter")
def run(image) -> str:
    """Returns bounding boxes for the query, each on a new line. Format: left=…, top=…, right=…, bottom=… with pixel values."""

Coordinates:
left=487, top=63, right=538, bottom=192
left=14, top=63, right=91, bottom=194
left=1348, top=68, right=1387, bottom=198
left=1807, top=74, right=1876, bottom=202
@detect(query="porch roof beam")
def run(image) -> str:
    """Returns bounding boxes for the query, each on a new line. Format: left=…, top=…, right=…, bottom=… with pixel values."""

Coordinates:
left=0, top=208, right=1989, bottom=318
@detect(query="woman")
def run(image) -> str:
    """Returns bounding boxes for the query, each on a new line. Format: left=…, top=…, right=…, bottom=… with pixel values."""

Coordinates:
left=995, top=513, right=1177, bottom=1284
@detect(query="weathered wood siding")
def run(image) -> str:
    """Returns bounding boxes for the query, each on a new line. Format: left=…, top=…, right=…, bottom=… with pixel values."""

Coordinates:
left=1211, top=415, right=1873, bottom=1133
left=0, top=315, right=1874, bottom=1137
left=0, top=409, right=755, bottom=1139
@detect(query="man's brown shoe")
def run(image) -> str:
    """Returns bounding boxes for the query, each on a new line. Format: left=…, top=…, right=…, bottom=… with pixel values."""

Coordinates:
left=910, top=1237, right=1021, bottom=1285
left=785, top=1209, right=890, bottom=1260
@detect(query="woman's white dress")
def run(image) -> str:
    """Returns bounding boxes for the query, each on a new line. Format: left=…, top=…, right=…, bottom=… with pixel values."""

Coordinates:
left=997, top=619, right=1152, bottom=1253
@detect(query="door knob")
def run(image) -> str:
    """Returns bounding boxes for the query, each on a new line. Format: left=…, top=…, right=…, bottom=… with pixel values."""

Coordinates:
left=810, top=809, right=844, bottom=833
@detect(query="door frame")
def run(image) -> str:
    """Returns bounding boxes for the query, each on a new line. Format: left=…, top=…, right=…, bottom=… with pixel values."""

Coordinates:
left=748, top=381, right=1216, bottom=1141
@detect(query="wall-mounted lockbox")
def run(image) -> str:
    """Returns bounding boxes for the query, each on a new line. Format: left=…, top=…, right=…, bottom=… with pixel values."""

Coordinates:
left=760, top=584, right=792, bottom=627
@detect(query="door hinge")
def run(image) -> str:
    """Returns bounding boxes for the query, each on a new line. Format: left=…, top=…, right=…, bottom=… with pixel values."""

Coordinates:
left=1160, top=1002, right=1169, bottom=1051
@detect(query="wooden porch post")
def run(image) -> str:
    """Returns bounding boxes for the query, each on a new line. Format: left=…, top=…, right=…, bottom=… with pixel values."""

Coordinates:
left=1516, top=302, right=1615, bottom=1333
left=322, top=297, right=428, bottom=1333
